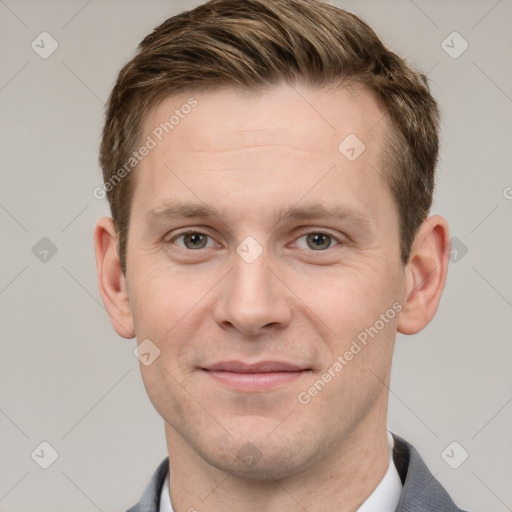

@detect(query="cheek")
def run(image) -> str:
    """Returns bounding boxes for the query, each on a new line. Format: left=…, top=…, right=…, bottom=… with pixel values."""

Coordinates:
left=128, top=259, right=199, bottom=335
left=304, top=261, right=401, bottom=332
left=299, top=263, right=403, bottom=384
left=128, top=260, right=220, bottom=375
left=139, top=362, right=190, bottom=426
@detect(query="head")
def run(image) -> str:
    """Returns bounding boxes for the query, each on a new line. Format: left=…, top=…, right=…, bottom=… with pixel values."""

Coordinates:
left=99, top=0, right=440, bottom=274
left=95, top=0, right=449, bottom=480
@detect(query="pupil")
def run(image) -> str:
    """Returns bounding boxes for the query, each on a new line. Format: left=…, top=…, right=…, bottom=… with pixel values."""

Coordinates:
left=307, top=233, right=330, bottom=250
left=185, top=233, right=206, bottom=249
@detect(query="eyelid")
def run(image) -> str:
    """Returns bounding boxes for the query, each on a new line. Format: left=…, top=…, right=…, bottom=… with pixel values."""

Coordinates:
left=165, top=228, right=219, bottom=248
left=164, top=227, right=347, bottom=250
left=291, top=228, right=347, bottom=246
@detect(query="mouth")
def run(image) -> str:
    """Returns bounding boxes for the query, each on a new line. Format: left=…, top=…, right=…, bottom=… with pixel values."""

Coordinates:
left=201, top=361, right=312, bottom=392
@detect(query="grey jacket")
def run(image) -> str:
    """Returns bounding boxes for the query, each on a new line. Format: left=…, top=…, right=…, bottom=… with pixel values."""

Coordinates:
left=126, top=432, right=467, bottom=512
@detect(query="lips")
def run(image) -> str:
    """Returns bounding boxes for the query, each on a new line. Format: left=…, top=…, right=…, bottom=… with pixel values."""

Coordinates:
left=201, top=360, right=310, bottom=392
left=205, top=360, right=305, bottom=373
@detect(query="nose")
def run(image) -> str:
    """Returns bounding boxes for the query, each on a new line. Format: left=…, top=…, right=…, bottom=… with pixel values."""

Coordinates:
left=214, top=250, right=292, bottom=336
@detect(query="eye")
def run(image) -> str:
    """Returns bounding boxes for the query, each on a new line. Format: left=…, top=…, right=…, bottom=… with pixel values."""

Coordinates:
left=173, top=231, right=216, bottom=250
left=295, top=232, right=339, bottom=251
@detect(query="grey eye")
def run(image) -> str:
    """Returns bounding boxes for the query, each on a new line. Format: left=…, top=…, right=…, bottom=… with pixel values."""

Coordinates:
left=181, top=232, right=209, bottom=249
left=305, top=233, right=334, bottom=250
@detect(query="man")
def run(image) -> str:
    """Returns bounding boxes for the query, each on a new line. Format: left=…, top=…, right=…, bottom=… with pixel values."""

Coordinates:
left=93, top=1, right=466, bottom=510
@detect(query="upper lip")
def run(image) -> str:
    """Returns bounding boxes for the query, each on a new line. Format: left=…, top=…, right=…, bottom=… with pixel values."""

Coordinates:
left=203, top=361, right=307, bottom=373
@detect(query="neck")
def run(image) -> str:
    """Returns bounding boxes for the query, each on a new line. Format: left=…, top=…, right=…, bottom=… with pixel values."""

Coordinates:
left=164, top=399, right=390, bottom=512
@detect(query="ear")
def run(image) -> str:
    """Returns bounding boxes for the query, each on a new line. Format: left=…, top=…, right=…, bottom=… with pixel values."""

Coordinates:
left=397, top=215, right=450, bottom=335
left=93, top=217, right=135, bottom=339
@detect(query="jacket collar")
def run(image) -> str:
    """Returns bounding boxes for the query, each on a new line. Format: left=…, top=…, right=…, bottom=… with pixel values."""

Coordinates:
left=391, top=432, right=466, bottom=512
left=127, top=432, right=466, bottom=512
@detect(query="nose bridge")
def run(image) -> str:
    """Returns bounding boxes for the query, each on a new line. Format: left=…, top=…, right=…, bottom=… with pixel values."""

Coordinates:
left=214, top=242, right=292, bottom=334
left=233, top=252, right=272, bottom=301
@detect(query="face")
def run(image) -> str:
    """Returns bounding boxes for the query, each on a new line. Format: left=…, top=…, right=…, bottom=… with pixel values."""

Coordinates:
left=124, top=82, right=407, bottom=478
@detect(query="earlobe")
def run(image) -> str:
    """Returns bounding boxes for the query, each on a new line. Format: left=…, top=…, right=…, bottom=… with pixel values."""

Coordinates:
left=397, top=215, right=450, bottom=335
left=93, top=217, right=135, bottom=339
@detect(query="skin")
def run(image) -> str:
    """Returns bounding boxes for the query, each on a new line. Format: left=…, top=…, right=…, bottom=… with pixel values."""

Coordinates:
left=94, top=81, right=449, bottom=512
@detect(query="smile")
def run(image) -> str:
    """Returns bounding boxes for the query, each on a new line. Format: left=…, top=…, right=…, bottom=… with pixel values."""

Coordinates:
left=201, top=361, right=312, bottom=392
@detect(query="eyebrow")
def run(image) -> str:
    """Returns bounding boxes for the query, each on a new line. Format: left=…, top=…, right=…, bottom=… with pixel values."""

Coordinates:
left=272, top=203, right=376, bottom=235
left=144, top=201, right=374, bottom=233
left=145, top=202, right=220, bottom=224
left=275, top=203, right=371, bottom=225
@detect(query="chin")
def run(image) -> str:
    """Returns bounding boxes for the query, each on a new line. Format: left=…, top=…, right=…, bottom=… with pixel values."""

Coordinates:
left=198, top=426, right=319, bottom=481
left=213, top=449, right=313, bottom=481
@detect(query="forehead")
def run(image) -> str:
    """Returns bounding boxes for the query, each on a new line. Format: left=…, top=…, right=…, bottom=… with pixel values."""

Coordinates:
left=132, top=82, right=393, bottom=223
left=141, top=82, right=386, bottom=162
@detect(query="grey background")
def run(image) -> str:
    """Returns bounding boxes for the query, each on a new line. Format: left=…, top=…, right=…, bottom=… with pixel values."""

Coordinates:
left=0, top=0, right=511, bottom=511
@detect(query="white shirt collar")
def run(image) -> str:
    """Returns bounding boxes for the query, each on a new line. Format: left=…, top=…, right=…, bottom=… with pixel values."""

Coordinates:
left=159, top=469, right=172, bottom=512
left=160, top=431, right=402, bottom=512
left=356, top=431, right=403, bottom=512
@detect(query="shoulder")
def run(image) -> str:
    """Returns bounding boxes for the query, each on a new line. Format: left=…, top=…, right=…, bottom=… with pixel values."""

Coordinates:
left=391, top=432, right=468, bottom=512
left=125, top=438, right=469, bottom=512
left=126, top=457, right=169, bottom=512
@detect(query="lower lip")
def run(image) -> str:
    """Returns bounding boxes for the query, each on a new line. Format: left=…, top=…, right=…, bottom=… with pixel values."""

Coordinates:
left=204, top=370, right=308, bottom=392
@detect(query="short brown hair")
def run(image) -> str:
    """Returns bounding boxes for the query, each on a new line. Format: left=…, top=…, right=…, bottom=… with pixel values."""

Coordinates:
left=99, top=0, right=440, bottom=274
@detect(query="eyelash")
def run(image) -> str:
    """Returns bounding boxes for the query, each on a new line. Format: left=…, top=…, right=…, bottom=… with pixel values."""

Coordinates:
left=170, top=230, right=219, bottom=250
left=167, top=229, right=344, bottom=251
